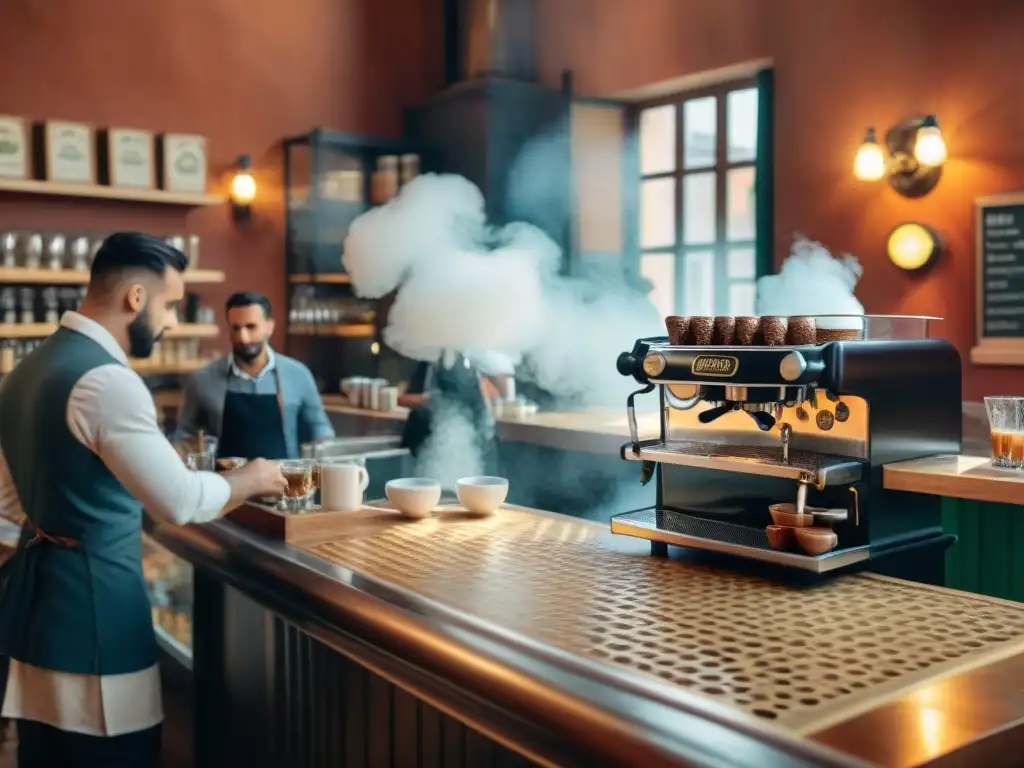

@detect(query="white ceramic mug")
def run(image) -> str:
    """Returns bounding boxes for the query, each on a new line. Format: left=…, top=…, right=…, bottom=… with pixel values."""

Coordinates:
left=321, top=461, right=370, bottom=511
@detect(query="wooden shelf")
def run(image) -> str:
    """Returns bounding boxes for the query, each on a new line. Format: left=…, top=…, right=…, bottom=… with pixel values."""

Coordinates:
left=183, top=269, right=226, bottom=284
left=0, top=322, right=218, bottom=340
left=288, top=323, right=374, bottom=338
left=131, top=357, right=216, bottom=375
left=0, top=268, right=89, bottom=284
left=289, top=273, right=351, bottom=284
left=0, top=323, right=56, bottom=338
left=0, top=177, right=224, bottom=206
left=164, top=323, right=220, bottom=339
left=0, top=268, right=225, bottom=285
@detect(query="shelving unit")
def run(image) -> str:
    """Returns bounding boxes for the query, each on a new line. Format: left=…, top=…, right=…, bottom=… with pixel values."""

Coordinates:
left=0, top=267, right=226, bottom=285
left=0, top=177, right=224, bottom=207
left=283, top=128, right=426, bottom=393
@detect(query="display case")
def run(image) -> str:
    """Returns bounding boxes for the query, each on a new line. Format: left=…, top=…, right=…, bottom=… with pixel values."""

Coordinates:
left=143, top=533, right=193, bottom=668
left=283, top=129, right=426, bottom=393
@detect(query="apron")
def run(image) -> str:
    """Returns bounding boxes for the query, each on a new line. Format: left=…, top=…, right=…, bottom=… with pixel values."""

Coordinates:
left=0, top=524, right=82, bottom=709
left=401, top=355, right=500, bottom=475
left=216, top=366, right=290, bottom=460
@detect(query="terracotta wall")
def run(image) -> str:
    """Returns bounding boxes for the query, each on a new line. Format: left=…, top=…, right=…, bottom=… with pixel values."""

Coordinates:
left=538, top=0, right=1024, bottom=400
left=0, top=0, right=443, bottom=349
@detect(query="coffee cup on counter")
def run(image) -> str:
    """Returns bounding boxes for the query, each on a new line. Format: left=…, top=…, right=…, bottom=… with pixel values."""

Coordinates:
left=321, top=459, right=370, bottom=512
left=379, top=386, right=399, bottom=412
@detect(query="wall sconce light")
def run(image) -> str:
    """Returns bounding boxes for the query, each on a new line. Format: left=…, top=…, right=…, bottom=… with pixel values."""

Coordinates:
left=853, top=115, right=947, bottom=198
left=887, top=222, right=941, bottom=271
left=230, top=154, right=256, bottom=222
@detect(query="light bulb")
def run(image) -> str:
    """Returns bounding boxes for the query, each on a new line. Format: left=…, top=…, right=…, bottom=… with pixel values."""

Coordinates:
left=853, top=134, right=886, bottom=181
left=231, top=172, right=257, bottom=205
left=914, top=121, right=947, bottom=166
left=887, top=223, right=938, bottom=271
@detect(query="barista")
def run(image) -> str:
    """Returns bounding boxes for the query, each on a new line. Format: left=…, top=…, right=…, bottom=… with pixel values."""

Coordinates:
left=173, top=291, right=335, bottom=459
left=400, top=352, right=507, bottom=475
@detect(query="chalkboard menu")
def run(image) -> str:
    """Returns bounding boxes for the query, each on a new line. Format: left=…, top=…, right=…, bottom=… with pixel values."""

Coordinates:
left=973, top=193, right=1024, bottom=365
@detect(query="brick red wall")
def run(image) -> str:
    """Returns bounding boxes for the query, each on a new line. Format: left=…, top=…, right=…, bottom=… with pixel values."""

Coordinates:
left=538, top=0, right=1024, bottom=399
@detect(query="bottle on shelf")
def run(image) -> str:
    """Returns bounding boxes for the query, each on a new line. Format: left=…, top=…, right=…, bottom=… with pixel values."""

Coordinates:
left=24, top=234, right=42, bottom=269
left=1, top=234, right=16, bottom=269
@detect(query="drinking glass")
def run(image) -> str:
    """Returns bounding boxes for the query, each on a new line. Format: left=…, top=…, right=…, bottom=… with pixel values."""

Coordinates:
left=984, top=396, right=1024, bottom=469
left=184, top=436, right=219, bottom=471
left=279, top=459, right=316, bottom=512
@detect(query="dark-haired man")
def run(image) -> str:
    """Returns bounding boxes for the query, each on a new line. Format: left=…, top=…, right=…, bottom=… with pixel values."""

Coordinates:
left=0, top=233, right=287, bottom=767
left=174, top=291, right=334, bottom=460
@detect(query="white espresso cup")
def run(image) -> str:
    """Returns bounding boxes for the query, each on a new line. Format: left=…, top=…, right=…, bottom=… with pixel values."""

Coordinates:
left=320, top=461, right=370, bottom=511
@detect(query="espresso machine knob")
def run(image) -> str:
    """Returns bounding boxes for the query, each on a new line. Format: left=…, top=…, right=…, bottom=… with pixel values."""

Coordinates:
left=779, top=351, right=807, bottom=382
left=642, top=352, right=667, bottom=377
left=616, top=352, right=637, bottom=377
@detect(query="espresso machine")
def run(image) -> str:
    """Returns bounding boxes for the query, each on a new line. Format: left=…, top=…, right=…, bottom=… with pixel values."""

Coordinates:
left=611, top=315, right=961, bottom=581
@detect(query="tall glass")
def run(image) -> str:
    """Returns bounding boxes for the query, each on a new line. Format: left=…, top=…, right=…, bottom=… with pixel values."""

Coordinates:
left=279, top=459, right=317, bottom=512
left=984, top=396, right=1024, bottom=469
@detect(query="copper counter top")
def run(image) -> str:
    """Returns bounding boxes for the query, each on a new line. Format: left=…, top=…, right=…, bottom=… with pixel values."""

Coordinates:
left=884, top=455, right=1024, bottom=506
left=152, top=503, right=1024, bottom=767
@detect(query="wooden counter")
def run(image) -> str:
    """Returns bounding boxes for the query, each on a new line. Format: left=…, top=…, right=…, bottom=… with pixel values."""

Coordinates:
left=884, top=455, right=1024, bottom=506
left=322, top=396, right=662, bottom=454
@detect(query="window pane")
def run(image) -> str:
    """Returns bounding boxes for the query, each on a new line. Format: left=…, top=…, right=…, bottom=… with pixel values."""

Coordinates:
left=639, top=105, right=676, bottom=175
left=726, top=167, right=756, bottom=241
left=728, top=281, right=757, bottom=316
left=727, top=88, right=758, bottom=162
left=683, top=172, right=716, bottom=245
left=683, top=250, right=715, bottom=316
left=683, top=97, right=716, bottom=168
left=640, top=253, right=676, bottom=320
left=640, top=178, right=676, bottom=248
left=727, top=247, right=756, bottom=279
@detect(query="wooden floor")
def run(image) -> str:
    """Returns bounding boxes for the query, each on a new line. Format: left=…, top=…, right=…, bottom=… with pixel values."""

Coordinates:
left=0, top=660, right=194, bottom=767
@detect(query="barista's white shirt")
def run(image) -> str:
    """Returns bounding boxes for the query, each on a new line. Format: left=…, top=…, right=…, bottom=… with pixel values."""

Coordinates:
left=0, top=312, right=231, bottom=736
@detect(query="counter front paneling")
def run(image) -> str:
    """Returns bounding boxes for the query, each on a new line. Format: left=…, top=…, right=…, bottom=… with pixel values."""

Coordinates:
left=151, top=502, right=1024, bottom=767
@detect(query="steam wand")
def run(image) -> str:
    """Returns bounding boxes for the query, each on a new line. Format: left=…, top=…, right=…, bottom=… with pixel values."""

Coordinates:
left=627, top=383, right=655, bottom=456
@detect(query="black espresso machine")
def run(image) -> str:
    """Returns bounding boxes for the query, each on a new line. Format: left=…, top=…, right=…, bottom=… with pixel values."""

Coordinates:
left=611, top=315, right=961, bottom=582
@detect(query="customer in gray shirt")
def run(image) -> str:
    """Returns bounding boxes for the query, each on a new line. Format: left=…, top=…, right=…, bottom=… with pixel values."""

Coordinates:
left=173, top=291, right=335, bottom=459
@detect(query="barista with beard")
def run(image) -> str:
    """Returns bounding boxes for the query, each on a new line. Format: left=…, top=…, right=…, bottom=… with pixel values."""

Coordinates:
left=174, top=291, right=334, bottom=460
left=0, top=233, right=287, bottom=767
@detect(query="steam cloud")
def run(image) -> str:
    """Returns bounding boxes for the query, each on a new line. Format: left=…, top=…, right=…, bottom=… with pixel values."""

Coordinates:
left=342, top=171, right=661, bottom=490
left=343, top=173, right=661, bottom=405
left=756, top=235, right=865, bottom=327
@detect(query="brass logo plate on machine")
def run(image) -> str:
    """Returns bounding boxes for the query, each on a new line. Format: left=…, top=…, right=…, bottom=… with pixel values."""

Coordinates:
left=691, top=355, right=739, bottom=377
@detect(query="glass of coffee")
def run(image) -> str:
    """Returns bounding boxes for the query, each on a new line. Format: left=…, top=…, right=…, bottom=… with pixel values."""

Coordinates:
left=279, top=459, right=316, bottom=511
left=984, top=396, right=1024, bottom=469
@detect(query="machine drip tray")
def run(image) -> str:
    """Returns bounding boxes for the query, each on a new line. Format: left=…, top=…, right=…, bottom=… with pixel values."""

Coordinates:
left=610, top=508, right=871, bottom=573
left=622, top=440, right=863, bottom=486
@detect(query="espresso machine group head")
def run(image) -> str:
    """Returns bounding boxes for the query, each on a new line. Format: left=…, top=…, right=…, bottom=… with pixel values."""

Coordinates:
left=610, top=315, right=962, bottom=580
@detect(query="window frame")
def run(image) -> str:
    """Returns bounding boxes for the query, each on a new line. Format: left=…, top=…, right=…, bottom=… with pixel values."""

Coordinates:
left=628, top=77, right=760, bottom=318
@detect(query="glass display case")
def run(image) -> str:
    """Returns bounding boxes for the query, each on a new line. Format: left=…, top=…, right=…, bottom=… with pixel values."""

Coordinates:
left=283, top=129, right=427, bottom=393
left=143, top=533, right=193, bottom=668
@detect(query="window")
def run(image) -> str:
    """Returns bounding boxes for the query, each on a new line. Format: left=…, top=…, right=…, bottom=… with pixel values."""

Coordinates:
left=633, top=80, right=761, bottom=320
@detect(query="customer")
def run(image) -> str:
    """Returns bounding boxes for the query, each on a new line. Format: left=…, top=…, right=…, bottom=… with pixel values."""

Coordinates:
left=174, top=291, right=335, bottom=460
left=0, top=232, right=287, bottom=767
